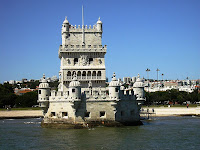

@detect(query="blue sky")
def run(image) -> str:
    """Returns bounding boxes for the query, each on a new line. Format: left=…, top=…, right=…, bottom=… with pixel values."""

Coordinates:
left=0, top=0, right=199, bottom=83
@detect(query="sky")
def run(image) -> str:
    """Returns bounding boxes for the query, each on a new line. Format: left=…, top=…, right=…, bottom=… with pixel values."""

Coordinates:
left=0, top=0, right=200, bottom=83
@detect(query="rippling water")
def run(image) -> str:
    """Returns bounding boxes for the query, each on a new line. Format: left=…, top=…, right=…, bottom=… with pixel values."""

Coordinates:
left=0, top=116, right=199, bottom=150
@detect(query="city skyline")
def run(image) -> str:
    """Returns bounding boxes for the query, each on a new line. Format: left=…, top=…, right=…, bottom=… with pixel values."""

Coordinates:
left=0, top=0, right=200, bottom=83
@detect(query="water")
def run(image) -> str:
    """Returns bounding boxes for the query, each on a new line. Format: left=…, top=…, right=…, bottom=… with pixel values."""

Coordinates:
left=0, top=116, right=199, bottom=150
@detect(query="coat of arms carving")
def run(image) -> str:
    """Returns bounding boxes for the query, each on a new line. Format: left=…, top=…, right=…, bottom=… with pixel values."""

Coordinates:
left=80, top=55, right=88, bottom=66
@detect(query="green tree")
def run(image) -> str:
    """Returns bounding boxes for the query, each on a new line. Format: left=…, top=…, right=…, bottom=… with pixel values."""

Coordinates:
left=15, top=91, right=38, bottom=107
left=0, top=84, right=17, bottom=107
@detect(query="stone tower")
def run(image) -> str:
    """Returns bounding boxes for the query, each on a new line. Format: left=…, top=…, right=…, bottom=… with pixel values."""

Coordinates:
left=58, top=15, right=107, bottom=91
left=38, top=74, right=50, bottom=113
left=38, top=10, right=145, bottom=128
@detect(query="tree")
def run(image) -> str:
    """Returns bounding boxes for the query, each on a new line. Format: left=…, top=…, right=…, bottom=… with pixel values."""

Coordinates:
left=15, top=91, right=38, bottom=107
left=144, top=88, right=200, bottom=105
left=0, top=84, right=17, bottom=107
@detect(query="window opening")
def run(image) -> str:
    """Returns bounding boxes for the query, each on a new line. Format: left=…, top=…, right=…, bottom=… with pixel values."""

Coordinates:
left=100, top=111, right=105, bottom=117
left=62, top=112, right=68, bottom=118
left=85, top=112, right=90, bottom=117
left=89, top=58, right=93, bottom=64
left=74, top=58, right=78, bottom=64
left=51, top=112, right=56, bottom=117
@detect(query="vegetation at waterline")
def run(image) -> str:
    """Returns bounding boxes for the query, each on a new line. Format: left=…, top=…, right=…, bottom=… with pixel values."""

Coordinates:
left=145, top=89, right=200, bottom=105
left=0, top=83, right=38, bottom=108
left=0, top=80, right=59, bottom=109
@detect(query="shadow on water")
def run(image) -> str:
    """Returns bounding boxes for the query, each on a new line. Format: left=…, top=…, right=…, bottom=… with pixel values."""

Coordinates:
left=0, top=116, right=200, bottom=150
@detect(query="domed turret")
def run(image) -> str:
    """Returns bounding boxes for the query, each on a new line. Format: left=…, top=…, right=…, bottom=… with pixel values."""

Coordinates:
left=62, top=16, right=70, bottom=47
left=39, top=74, right=50, bottom=88
left=97, top=17, right=102, bottom=32
left=109, top=73, right=120, bottom=99
left=133, top=76, right=144, bottom=88
left=133, top=74, right=145, bottom=105
left=69, top=75, right=81, bottom=100
left=38, top=74, right=50, bottom=112
left=62, top=16, right=69, bottom=32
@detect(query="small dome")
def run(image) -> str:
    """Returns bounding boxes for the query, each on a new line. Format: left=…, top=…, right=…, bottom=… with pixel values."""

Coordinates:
left=39, top=83, right=49, bottom=88
left=136, top=77, right=143, bottom=82
left=133, top=74, right=144, bottom=88
left=39, top=74, right=50, bottom=88
left=109, top=73, right=120, bottom=87
left=97, top=17, right=102, bottom=24
left=69, top=76, right=81, bottom=87
left=63, top=16, right=69, bottom=24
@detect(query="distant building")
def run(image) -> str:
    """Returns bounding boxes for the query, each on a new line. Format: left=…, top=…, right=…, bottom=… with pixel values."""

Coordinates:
left=123, top=77, right=131, bottom=84
left=14, top=88, right=37, bottom=96
left=29, top=79, right=35, bottom=82
left=164, top=81, right=178, bottom=89
left=9, top=80, right=15, bottom=85
left=51, top=75, right=58, bottom=82
left=22, top=78, right=28, bottom=83
left=132, top=77, right=137, bottom=83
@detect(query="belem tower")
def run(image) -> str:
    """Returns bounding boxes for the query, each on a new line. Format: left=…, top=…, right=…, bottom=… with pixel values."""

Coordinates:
left=38, top=14, right=146, bottom=128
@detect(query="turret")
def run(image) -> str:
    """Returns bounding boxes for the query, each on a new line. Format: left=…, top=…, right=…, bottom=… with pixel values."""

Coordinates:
left=62, top=17, right=70, bottom=47
left=69, top=75, right=81, bottom=100
left=109, top=73, right=120, bottom=99
left=133, top=74, right=146, bottom=105
left=38, top=74, right=50, bottom=113
left=97, top=17, right=102, bottom=32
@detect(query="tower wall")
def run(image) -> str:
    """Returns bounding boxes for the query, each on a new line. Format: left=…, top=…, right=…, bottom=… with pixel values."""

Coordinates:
left=59, top=18, right=106, bottom=90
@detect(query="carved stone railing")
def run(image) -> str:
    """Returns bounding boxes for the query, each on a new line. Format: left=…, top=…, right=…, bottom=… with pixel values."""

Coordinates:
left=59, top=45, right=107, bottom=56
left=63, top=45, right=106, bottom=49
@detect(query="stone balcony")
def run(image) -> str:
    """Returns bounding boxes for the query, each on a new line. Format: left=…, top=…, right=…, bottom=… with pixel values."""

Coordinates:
left=59, top=45, right=107, bottom=57
left=64, top=76, right=105, bottom=81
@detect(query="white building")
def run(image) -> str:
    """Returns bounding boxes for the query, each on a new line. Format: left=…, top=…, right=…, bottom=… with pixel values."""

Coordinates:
left=38, top=14, right=145, bottom=128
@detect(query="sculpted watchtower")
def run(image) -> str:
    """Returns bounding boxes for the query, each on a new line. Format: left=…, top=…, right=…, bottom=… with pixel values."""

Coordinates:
left=58, top=16, right=107, bottom=91
left=38, top=10, right=145, bottom=128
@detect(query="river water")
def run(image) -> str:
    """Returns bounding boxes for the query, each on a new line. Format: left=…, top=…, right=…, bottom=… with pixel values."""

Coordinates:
left=0, top=116, right=199, bottom=150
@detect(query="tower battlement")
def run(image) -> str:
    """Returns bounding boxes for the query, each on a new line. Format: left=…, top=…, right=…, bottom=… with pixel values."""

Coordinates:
left=68, top=24, right=102, bottom=33
left=61, top=17, right=103, bottom=46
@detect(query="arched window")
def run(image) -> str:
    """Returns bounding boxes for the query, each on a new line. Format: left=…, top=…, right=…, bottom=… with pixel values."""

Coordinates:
left=77, top=71, right=81, bottom=79
left=82, top=71, right=86, bottom=79
left=92, top=71, right=96, bottom=79
left=97, top=71, right=101, bottom=79
left=87, top=71, right=91, bottom=79
left=72, top=71, right=76, bottom=79
left=67, top=71, right=71, bottom=79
